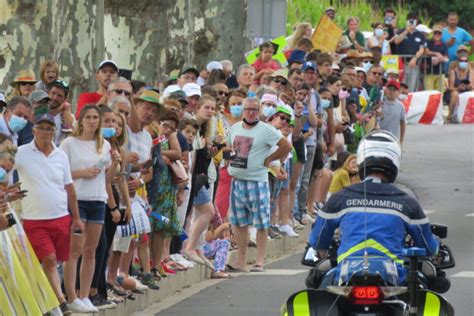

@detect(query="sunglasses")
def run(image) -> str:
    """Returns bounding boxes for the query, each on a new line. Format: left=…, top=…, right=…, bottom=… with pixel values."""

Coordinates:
left=433, top=31, right=442, bottom=35
left=218, top=91, right=229, bottom=96
left=113, top=89, right=132, bottom=97
left=19, top=82, right=35, bottom=86
left=277, top=114, right=291, bottom=123
left=274, top=78, right=288, bottom=85
left=371, top=72, right=383, bottom=76
left=459, top=59, right=468, bottom=62
left=54, top=79, right=69, bottom=88
left=244, top=108, right=259, bottom=112
left=34, top=126, right=56, bottom=133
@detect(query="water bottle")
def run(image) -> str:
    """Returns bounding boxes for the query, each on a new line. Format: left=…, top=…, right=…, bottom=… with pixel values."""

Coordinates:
left=150, top=211, right=170, bottom=224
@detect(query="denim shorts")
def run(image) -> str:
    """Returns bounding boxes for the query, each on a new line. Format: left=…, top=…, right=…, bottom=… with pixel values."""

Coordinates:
left=193, top=187, right=212, bottom=206
left=78, top=200, right=106, bottom=224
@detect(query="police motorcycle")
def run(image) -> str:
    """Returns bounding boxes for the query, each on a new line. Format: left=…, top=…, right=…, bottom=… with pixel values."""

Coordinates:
left=280, top=131, right=455, bottom=316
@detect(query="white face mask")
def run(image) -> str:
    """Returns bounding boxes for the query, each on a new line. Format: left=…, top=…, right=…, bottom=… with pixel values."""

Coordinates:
left=398, top=94, right=408, bottom=101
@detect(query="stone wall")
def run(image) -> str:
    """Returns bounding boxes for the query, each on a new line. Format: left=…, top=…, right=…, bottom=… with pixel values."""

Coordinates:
left=0, top=0, right=250, bottom=100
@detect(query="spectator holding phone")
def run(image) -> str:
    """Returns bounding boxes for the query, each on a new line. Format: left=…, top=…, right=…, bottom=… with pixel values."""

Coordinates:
left=61, top=104, right=121, bottom=312
left=441, top=12, right=474, bottom=62
left=15, top=107, right=83, bottom=315
left=394, top=12, right=426, bottom=92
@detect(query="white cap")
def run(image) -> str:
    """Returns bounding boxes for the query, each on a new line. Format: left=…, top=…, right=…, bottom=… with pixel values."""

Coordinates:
left=162, top=85, right=181, bottom=99
left=206, top=61, right=223, bottom=72
left=98, top=59, right=119, bottom=71
left=332, top=63, right=340, bottom=70
left=416, top=24, right=432, bottom=34
left=355, top=66, right=366, bottom=74
left=183, top=83, right=201, bottom=97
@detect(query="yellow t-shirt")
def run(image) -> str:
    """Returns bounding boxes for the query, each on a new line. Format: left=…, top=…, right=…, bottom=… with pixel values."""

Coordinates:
left=329, top=169, right=351, bottom=193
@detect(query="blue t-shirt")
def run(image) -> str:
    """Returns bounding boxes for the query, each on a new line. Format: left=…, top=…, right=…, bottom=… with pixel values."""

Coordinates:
left=441, top=27, right=473, bottom=61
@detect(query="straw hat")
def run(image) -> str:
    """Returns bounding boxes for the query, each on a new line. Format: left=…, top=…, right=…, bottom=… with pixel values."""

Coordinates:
left=11, top=69, right=37, bottom=86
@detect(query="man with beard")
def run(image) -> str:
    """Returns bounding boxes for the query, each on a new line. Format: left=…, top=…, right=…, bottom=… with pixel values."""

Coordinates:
left=76, top=60, right=119, bottom=117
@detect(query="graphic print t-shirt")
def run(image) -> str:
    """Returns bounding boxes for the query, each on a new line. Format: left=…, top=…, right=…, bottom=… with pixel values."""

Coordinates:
left=227, top=121, right=282, bottom=182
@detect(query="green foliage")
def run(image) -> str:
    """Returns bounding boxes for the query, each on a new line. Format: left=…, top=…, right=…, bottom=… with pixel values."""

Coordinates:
left=287, top=0, right=473, bottom=35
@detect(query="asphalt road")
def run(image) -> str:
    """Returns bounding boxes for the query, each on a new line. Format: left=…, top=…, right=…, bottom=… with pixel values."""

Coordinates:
left=158, top=124, right=473, bottom=316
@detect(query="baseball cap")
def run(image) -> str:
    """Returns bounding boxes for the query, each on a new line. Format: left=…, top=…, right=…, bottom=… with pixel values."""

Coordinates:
left=325, top=6, right=335, bottom=13
left=457, top=45, right=469, bottom=54
left=354, top=66, right=366, bottom=74
left=206, top=61, right=223, bottom=72
left=415, top=24, right=432, bottom=34
left=97, top=59, right=119, bottom=72
left=180, top=66, right=200, bottom=78
left=167, top=69, right=180, bottom=82
left=168, top=90, right=188, bottom=103
left=302, top=61, right=317, bottom=72
left=270, top=69, right=289, bottom=80
left=276, top=105, right=292, bottom=116
left=432, top=25, right=443, bottom=33
left=29, top=90, right=51, bottom=103
left=34, top=104, right=55, bottom=125
left=183, top=83, right=201, bottom=97
left=134, top=89, right=161, bottom=105
left=332, top=63, right=340, bottom=71
left=385, top=80, right=400, bottom=89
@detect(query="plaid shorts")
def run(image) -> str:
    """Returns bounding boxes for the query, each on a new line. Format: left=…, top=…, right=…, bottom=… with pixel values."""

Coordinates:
left=230, top=179, right=270, bottom=230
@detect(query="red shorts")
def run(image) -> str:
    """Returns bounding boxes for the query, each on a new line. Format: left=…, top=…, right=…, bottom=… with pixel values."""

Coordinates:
left=23, top=215, right=72, bottom=262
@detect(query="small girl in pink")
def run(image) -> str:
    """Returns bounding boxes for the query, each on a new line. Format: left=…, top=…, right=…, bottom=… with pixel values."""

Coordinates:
left=252, top=42, right=281, bottom=84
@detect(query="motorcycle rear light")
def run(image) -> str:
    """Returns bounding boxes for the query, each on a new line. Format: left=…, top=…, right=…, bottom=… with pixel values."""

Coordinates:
left=350, top=286, right=383, bottom=305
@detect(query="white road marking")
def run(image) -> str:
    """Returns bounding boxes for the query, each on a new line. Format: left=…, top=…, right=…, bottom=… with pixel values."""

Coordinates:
left=424, top=209, right=437, bottom=215
left=241, top=269, right=308, bottom=276
left=451, top=271, right=474, bottom=278
left=465, top=213, right=474, bottom=217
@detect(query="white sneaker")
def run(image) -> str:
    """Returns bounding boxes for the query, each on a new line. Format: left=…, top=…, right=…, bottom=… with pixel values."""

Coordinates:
left=171, top=253, right=195, bottom=268
left=278, top=224, right=299, bottom=237
left=67, top=298, right=90, bottom=313
left=130, top=276, right=148, bottom=290
left=305, top=213, right=316, bottom=224
left=81, top=297, right=99, bottom=313
left=49, top=306, right=63, bottom=316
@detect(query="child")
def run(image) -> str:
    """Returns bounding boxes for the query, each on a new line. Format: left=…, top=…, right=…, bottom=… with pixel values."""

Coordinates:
left=288, top=38, right=314, bottom=65
left=36, top=60, right=59, bottom=92
left=252, top=42, right=281, bottom=84
left=203, top=211, right=232, bottom=278
left=328, top=152, right=360, bottom=194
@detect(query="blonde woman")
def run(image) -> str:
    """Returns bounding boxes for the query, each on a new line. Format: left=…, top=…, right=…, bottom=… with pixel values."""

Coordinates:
left=61, top=104, right=121, bottom=312
left=9, top=70, right=37, bottom=98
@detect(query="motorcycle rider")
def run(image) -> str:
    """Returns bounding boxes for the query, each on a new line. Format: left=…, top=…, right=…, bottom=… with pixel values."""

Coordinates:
left=309, top=130, right=439, bottom=285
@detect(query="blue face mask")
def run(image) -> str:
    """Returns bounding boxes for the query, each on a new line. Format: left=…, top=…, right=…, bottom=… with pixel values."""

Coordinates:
left=0, top=167, right=7, bottom=183
left=229, top=104, right=243, bottom=117
left=262, top=106, right=277, bottom=118
left=8, top=115, right=27, bottom=133
left=374, top=29, right=384, bottom=38
left=102, top=127, right=116, bottom=138
left=362, top=61, right=373, bottom=73
left=459, top=61, right=468, bottom=69
left=321, top=99, right=331, bottom=109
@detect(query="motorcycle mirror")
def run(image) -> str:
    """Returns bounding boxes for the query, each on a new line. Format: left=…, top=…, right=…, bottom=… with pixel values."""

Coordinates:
left=431, top=224, right=447, bottom=239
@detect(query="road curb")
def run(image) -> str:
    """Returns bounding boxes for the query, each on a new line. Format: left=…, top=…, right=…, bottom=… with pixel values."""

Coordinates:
left=72, top=225, right=310, bottom=316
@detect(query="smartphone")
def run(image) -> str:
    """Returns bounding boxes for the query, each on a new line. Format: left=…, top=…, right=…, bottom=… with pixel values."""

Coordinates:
left=18, top=190, right=28, bottom=195
left=73, top=228, right=82, bottom=236
left=6, top=213, right=16, bottom=227
left=223, top=151, right=236, bottom=160
left=118, top=69, right=133, bottom=80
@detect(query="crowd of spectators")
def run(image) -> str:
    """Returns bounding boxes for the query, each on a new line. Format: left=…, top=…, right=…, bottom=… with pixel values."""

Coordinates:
left=0, top=6, right=472, bottom=316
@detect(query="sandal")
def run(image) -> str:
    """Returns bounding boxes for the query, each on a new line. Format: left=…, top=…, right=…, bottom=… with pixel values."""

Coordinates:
left=250, top=264, right=266, bottom=272
left=107, top=282, right=128, bottom=297
left=211, top=271, right=233, bottom=279
left=225, top=264, right=246, bottom=273
left=164, top=257, right=187, bottom=271
left=160, top=261, right=177, bottom=275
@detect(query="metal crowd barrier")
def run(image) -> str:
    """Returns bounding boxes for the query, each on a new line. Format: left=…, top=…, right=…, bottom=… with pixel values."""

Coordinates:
left=396, top=54, right=447, bottom=93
